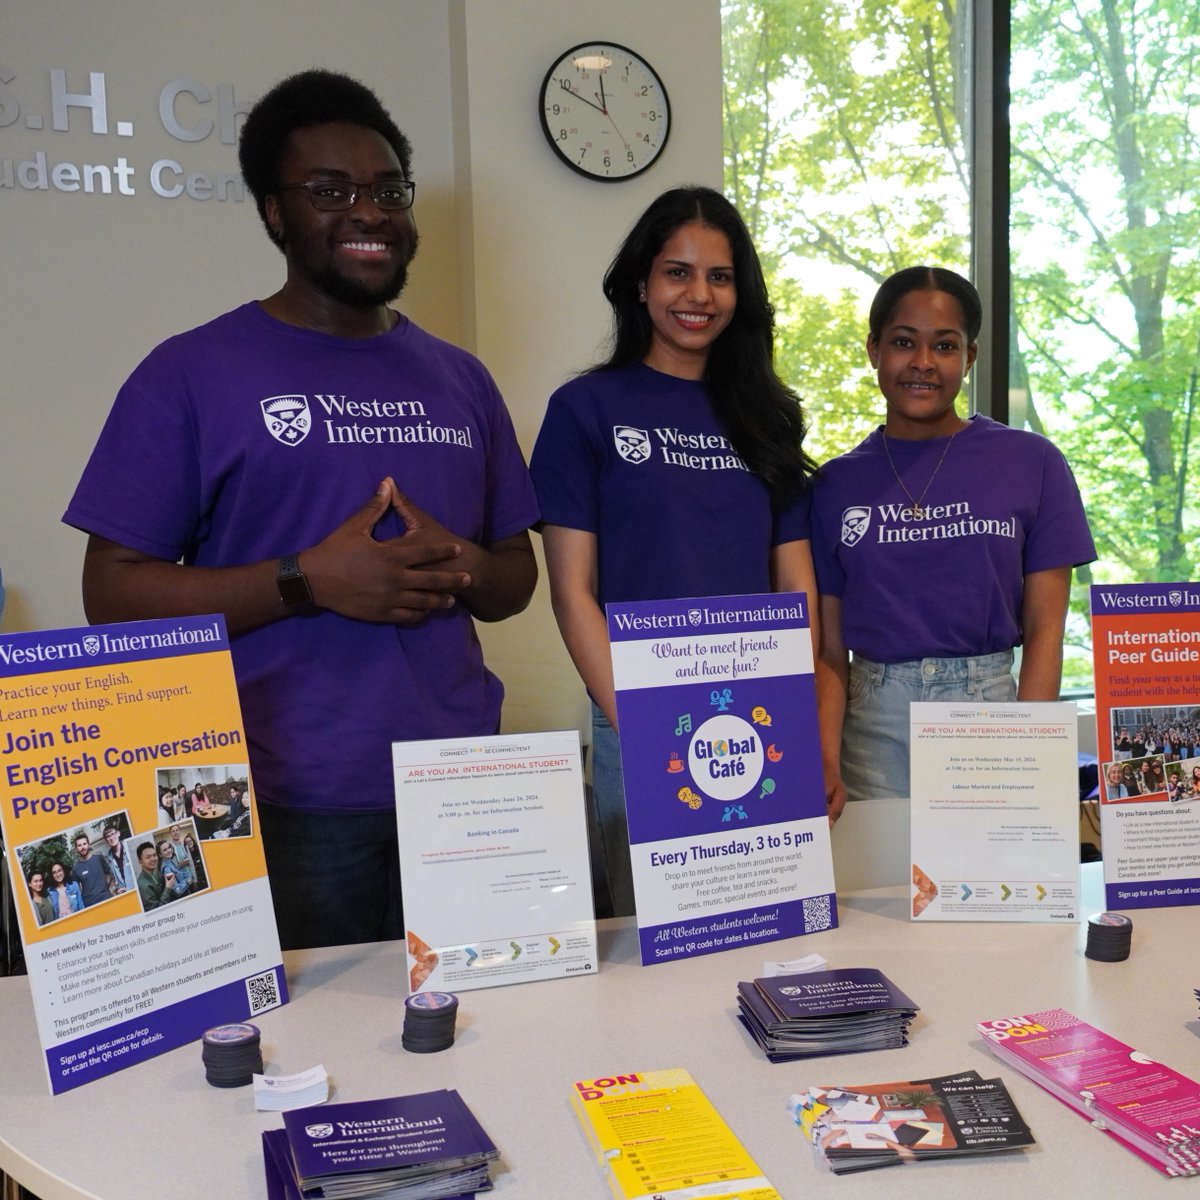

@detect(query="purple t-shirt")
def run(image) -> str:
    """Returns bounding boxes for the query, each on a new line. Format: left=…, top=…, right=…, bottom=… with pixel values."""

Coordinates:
left=64, top=303, right=539, bottom=813
left=810, top=415, right=1096, bottom=662
left=530, top=363, right=810, bottom=606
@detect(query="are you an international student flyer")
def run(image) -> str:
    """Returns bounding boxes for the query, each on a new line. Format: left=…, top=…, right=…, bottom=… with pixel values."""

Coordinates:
left=1091, top=582, right=1200, bottom=911
left=0, top=616, right=285, bottom=1093
left=608, top=591, right=836, bottom=966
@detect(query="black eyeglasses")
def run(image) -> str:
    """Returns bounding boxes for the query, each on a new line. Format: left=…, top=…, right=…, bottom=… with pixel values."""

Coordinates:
left=277, top=179, right=416, bottom=212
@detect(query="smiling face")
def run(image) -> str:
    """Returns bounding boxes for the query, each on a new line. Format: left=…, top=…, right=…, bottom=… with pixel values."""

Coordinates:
left=869, top=288, right=977, bottom=440
left=641, top=222, right=736, bottom=379
left=29, top=873, right=45, bottom=895
left=139, top=846, right=158, bottom=872
left=265, top=121, right=418, bottom=332
left=51, top=863, right=66, bottom=883
left=75, top=835, right=91, bottom=858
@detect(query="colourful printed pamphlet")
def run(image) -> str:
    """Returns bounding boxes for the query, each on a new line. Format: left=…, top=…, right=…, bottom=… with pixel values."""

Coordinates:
left=277, top=1089, right=499, bottom=1198
left=978, top=1008, right=1200, bottom=1176
left=607, top=592, right=835, bottom=966
left=791, top=1069, right=1035, bottom=1173
left=572, top=1068, right=780, bottom=1199
left=1090, top=582, right=1200, bottom=910
left=0, top=617, right=285, bottom=1093
left=737, top=967, right=919, bottom=1062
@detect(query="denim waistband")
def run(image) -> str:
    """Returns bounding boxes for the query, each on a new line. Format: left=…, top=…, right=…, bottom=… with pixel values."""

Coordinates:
left=850, top=648, right=1015, bottom=686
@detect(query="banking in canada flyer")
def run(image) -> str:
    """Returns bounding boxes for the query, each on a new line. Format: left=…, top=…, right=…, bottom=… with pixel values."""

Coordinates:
left=0, top=617, right=285, bottom=1093
left=1091, top=582, right=1200, bottom=910
left=607, top=592, right=836, bottom=965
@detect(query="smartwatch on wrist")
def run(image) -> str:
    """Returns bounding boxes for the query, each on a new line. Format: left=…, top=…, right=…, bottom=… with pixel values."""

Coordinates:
left=277, top=554, right=315, bottom=612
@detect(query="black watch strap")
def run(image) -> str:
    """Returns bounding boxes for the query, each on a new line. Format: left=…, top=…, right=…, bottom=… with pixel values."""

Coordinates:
left=277, top=554, right=315, bottom=612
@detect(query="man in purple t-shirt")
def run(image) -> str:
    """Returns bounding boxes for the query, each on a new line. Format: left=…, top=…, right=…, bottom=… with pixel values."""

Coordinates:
left=63, top=71, right=539, bottom=950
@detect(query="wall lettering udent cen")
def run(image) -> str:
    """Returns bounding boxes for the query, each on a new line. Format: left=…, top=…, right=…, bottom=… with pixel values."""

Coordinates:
left=0, top=67, right=251, bottom=203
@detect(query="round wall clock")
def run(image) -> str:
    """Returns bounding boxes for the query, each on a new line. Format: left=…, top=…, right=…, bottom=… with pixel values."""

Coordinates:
left=539, top=41, right=671, bottom=182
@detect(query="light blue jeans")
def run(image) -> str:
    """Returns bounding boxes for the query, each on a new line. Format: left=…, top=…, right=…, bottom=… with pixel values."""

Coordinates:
left=842, top=650, right=1016, bottom=802
left=591, top=703, right=636, bottom=917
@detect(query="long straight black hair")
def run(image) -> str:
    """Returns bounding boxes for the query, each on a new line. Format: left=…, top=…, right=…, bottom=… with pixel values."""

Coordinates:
left=597, top=186, right=814, bottom=502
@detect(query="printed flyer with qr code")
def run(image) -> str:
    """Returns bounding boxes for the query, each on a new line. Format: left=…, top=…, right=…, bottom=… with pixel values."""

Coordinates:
left=0, top=616, right=286, bottom=1093
left=607, top=591, right=836, bottom=966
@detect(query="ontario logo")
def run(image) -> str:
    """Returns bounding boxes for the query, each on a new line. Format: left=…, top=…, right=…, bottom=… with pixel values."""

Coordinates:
left=613, top=425, right=651, bottom=464
left=841, top=505, right=871, bottom=547
left=261, top=394, right=312, bottom=446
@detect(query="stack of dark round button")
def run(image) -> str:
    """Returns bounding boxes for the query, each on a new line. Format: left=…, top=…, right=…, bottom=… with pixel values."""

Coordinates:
left=202, top=1022, right=263, bottom=1086
left=402, top=991, right=458, bottom=1053
left=1085, top=912, right=1133, bottom=962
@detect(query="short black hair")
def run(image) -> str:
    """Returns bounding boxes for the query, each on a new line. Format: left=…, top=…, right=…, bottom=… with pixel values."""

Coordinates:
left=239, top=69, right=413, bottom=249
left=868, top=266, right=983, bottom=344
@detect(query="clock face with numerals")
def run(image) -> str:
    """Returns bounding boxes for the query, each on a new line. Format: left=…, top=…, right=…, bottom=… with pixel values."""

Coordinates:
left=539, top=42, right=671, bottom=182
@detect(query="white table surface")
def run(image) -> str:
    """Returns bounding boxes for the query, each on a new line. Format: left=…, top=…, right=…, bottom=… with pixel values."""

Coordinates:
left=2, top=865, right=1197, bottom=1199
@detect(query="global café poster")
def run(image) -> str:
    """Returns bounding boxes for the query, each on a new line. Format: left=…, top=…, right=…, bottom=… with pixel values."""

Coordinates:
left=1091, top=582, right=1200, bottom=911
left=608, top=592, right=836, bottom=966
left=0, top=616, right=285, bottom=1093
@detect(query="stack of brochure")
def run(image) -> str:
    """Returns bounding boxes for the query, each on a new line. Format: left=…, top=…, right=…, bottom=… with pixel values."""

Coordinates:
left=791, top=1069, right=1035, bottom=1173
left=978, top=1008, right=1200, bottom=1176
left=737, top=967, right=919, bottom=1062
left=262, top=1089, right=499, bottom=1199
left=572, top=1067, right=781, bottom=1199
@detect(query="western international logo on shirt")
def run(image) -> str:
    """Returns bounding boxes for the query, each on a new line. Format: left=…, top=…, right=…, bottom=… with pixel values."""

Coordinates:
left=613, top=424, right=748, bottom=471
left=840, top=500, right=1016, bottom=546
left=261, top=393, right=474, bottom=449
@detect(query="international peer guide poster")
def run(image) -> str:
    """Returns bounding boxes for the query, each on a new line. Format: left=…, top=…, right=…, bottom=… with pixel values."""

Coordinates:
left=1091, top=582, right=1200, bottom=911
left=0, top=616, right=285, bottom=1093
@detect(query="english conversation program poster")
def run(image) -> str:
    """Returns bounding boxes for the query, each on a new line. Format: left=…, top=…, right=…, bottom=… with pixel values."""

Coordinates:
left=1091, top=582, right=1200, bottom=911
left=0, top=616, right=285, bottom=1093
left=608, top=592, right=836, bottom=965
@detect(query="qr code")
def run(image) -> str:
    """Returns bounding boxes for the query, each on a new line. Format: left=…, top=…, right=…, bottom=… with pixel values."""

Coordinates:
left=802, top=893, right=833, bottom=933
left=246, top=969, right=281, bottom=1015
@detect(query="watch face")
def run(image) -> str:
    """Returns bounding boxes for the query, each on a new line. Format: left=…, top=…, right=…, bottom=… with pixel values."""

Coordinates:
left=539, top=42, right=671, bottom=181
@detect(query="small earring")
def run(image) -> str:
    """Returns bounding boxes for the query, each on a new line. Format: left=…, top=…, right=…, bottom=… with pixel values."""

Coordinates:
left=638, top=286, right=647, bottom=302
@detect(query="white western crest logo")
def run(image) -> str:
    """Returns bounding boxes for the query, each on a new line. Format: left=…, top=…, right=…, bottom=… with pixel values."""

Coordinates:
left=613, top=425, right=651, bottom=464
left=841, top=505, right=871, bottom=547
left=261, top=395, right=311, bottom=446
left=305, top=1123, right=334, bottom=1139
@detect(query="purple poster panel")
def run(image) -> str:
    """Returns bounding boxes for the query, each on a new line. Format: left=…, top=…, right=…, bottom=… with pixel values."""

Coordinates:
left=608, top=593, right=837, bottom=966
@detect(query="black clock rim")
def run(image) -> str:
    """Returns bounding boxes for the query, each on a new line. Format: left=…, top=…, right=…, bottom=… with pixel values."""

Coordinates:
left=538, top=40, right=672, bottom=183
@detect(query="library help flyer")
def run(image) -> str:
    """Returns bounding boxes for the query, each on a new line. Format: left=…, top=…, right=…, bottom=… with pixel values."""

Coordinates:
left=1091, top=581, right=1200, bottom=911
left=608, top=591, right=835, bottom=965
left=0, top=616, right=285, bottom=1093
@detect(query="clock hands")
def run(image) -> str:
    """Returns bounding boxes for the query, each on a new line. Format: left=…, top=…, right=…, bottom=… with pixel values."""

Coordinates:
left=594, top=73, right=630, bottom=149
left=559, top=81, right=607, bottom=116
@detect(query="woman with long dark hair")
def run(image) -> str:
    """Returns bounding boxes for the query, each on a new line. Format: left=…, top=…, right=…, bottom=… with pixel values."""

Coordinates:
left=531, top=186, right=817, bottom=914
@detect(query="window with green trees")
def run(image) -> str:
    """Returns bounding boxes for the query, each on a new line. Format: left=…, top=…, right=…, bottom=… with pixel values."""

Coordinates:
left=722, top=0, right=1199, bottom=691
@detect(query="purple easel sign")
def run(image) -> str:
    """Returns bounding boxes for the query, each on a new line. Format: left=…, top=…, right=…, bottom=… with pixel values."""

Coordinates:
left=607, top=592, right=837, bottom=965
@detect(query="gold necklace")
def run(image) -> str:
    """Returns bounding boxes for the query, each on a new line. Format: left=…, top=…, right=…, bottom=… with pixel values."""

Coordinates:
left=881, top=428, right=960, bottom=519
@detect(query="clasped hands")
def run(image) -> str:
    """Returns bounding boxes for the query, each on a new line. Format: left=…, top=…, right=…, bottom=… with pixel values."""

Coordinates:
left=302, top=477, right=474, bottom=625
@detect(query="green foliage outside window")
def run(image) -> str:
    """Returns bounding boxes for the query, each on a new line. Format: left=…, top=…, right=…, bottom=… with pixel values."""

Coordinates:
left=723, top=0, right=1200, bottom=691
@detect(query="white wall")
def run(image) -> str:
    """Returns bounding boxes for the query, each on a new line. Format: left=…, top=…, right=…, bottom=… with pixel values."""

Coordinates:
left=1, top=0, right=723, bottom=740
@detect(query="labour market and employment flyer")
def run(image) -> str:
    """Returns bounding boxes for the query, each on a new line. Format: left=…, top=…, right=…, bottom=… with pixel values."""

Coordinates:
left=1091, top=581, right=1200, bottom=910
left=908, top=702, right=1080, bottom=921
left=0, top=617, right=285, bottom=1093
left=394, top=730, right=597, bottom=993
left=608, top=591, right=835, bottom=965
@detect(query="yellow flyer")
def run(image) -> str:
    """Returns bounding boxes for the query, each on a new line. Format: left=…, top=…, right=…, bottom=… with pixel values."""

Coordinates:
left=571, top=1067, right=781, bottom=1200
left=0, top=616, right=285, bottom=1093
